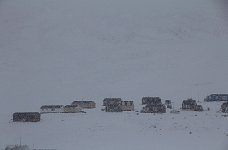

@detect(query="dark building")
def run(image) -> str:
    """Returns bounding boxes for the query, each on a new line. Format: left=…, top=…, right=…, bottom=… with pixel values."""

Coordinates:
left=103, top=98, right=122, bottom=106
left=165, top=100, right=172, bottom=109
left=103, top=98, right=134, bottom=112
left=182, top=98, right=203, bottom=111
left=40, top=105, right=64, bottom=113
left=141, top=97, right=166, bottom=113
left=204, top=94, right=228, bottom=102
left=64, top=105, right=82, bottom=113
left=182, top=99, right=197, bottom=110
left=71, top=101, right=96, bottom=109
left=120, top=101, right=134, bottom=111
left=194, top=105, right=204, bottom=111
left=142, top=97, right=162, bottom=105
left=105, top=99, right=122, bottom=112
left=13, top=112, right=40, bottom=122
left=141, top=104, right=166, bottom=113
left=221, top=102, right=228, bottom=113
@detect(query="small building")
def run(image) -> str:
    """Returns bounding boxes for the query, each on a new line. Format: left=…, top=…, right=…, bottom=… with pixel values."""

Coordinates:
left=204, top=94, right=228, bottom=102
left=142, top=97, right=162, bottom=105
left=182, top=99, right=203, bottom=111
left=13, top=112, right=40, bottom=122
left=71, top=101, right=96, bottom=109
left=165, top=100, right=172, bottom=109
left=40, top=105, right=64, bottom=114
left=221, top=102, right=228, bottom=113
left=103, top=98, right=122, bottom=106
left=141, top=97, right=166, bottom=113
left=105, top=100, right=122, bottom=112
left=103, top=98, right=134, bottom=112
left=194, top=105, right=204, bottom=111
left=64, top=105, right=82, bottom=113
left=141, top=104, right=166, bottom=113
left=120, top=101, right=134, bottom=111
left=182, top=99, right=197, bottom=110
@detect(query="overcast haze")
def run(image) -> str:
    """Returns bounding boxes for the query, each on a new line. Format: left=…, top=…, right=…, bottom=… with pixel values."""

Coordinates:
left=1, top=0, right=228, bottom=113
left=0, top=0, right=228, bottom=111
left=0, top=0, right=228, bottom=149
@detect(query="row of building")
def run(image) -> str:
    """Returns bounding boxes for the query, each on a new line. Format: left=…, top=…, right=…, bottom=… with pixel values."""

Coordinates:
left=40, top=101, right=96, bottom=114
left=13, top=101, right=96, bottom=122
left=12, top=94, right=228, bottom=122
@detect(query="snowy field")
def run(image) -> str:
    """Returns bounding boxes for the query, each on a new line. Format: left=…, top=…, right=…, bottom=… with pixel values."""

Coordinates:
left=1, top=102, right=228, bottom=150
left=0, top=0, right=228, bottom=149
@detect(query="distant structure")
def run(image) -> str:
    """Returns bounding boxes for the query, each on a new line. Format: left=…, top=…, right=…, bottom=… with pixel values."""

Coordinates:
left=182, top=98, right=203, bottom=111
left=142, top=97, right=162, bottom=105
left=194, top=105, right=203, bottom=111
left=40, top=105, right=64, bottom=113
left=141, top=97, right=166, bottom=113
left=71, top=101, right=96, bottom=109
left=120, top=101, right=134, bottom=111
left=13, top=112, right=40, bottom=122
left=103, top=98, right=122, bottom=106
left=204, top=94, right=228, bottom=102
left=141, top=104, right=166, bottom=113
left=104, top=98, right=122, bottom=112
left=103, top=98, right=134, bottom=112
left=182, top=99, right=197, bottom=110
left=221, top=102, right=228, bottom=113
left=64, top=105, right=82, bottom=113
left=165, top=100, right=172, bottom=109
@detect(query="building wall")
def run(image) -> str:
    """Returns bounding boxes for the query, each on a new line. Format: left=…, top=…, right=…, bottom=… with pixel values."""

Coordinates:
left=103, top=98, right=122, bottom=106
left=40, top=107, right=64, bottom=113
left=13, top=112, right=40, bottom=122
left=64, top=106, right=82, bottom=113
left=182, top=104, right=194, bottom=110
left=82, top=102, right=96, bottom=109
left=141, top=105, right=166, bottom=113
left=221, top=102, right=228, bottom=113
left=205, top=94, right=228, bottom=101
left=105, top=106, right=122, bottom=112
left=142, top=97, right=162, bottom=105
left=72, top=101, right=96, bottom=109
left=120, top=101, right=134, bottom=111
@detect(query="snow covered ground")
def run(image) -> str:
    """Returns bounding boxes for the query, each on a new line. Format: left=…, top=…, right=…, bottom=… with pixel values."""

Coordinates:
left=1, top=102, right=228, bottom=150
left=0, top=0, right=228, bottom=149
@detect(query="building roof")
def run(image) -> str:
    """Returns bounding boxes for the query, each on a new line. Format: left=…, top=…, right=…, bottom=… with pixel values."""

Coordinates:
left=13, top=112, right=40, bottom=116
left=142, top=97, right=161, bottom=100
left=103, top=98, right=122, bottom=101
left=222, top=102, right=228, bottom=107
left=72, top=101, right=95, bottom=104
left=209, top=94, right=228, bottom=96
left=142, top=97, right=162, bottom=105
left=40, top=105, right=64, bottom=109
left=183, top=99, right=197, bottom=105
left=144, top=104, right=165, bottom=107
